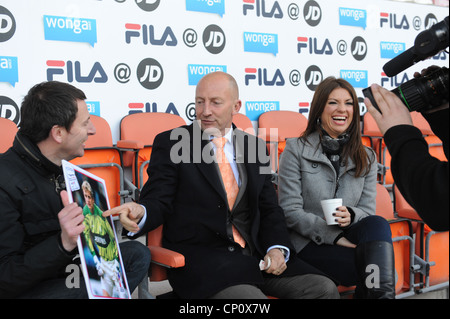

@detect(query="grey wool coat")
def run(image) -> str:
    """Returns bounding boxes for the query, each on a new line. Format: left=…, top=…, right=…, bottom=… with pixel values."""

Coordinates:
left=277, top=131, right=378, bottom=253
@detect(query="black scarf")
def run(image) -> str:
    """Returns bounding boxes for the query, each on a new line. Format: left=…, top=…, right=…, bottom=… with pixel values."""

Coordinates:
left=320, top=129, right=350, bottom=176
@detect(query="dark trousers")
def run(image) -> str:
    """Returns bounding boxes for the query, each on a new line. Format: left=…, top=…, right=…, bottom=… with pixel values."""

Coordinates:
left=298, top=215, right=392, bottom=287
left=17, top=240, right=150, bottom=299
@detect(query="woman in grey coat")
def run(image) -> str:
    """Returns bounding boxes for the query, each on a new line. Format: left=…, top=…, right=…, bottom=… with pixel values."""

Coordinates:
left=278, top=77, right=395, bottom=299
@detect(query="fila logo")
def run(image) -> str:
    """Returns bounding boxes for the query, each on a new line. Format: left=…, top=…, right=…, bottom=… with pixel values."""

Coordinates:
left=380, top=13, right=410, bottom=30
left=125, top=24, right=177, bottom=46
left=46, top=60, right=108, bottom=83
left=243, top=0, right=283, bottom=19
left=244, top=68, right=285, bottom=86
left=297, top=37, right=333, bottom=55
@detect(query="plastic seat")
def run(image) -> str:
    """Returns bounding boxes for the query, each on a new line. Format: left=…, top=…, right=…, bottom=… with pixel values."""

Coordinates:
left=0, top=117, right=18, bottom=153
left=375, top=183, right=415, bottom=297
left=70, top=115, right=127, bottom=210
left=411, top=112, right=447, bottom=162
left=117, top=113, right=186, bottom=189
left=258, top=111, right=308, bottom=171
left=137, top=225, right=185, bottom=299
left=232, top=113, right=255, bottom=135
left=393, top=184, right=449, bottom=294
left=362, top=113, right=394, bottom=188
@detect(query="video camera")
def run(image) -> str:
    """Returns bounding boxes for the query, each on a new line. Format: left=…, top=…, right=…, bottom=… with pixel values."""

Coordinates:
left=363, top=16, right=449, bottom=113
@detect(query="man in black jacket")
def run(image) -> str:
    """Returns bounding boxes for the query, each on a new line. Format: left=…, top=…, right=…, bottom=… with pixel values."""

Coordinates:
left=365, top=79, right=449, bottom=231
left=0, top=81, right=150, bottom=298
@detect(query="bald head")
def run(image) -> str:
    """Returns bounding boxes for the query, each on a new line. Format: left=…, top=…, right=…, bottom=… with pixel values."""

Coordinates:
left=195, top=72, right=242, bottom=136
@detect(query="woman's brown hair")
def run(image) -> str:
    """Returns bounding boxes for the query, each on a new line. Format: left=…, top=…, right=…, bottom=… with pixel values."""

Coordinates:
left=301, top=76, right=373, bottom=177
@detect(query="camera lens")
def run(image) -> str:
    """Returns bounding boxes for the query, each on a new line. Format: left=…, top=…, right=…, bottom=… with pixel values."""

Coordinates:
left=393, top=67, right=449, bottom=112
left=363, top=67, right=449, bottom=114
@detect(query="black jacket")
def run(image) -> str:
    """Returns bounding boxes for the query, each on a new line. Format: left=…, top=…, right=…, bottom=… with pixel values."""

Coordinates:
left=384, top=109, right=449, bottom=231
left=0, top=133, right=75, bottom=298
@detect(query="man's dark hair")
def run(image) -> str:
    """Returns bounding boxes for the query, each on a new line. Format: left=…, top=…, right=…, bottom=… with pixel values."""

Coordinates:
left=19, top=81, right=86, bottom=144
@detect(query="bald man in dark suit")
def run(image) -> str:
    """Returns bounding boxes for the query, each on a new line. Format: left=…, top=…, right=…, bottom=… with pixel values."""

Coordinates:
left=105, top=72, right=338, bottom=299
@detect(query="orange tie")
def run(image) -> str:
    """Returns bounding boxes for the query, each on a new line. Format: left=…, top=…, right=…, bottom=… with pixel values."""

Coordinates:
left=212, top=137, right=246, bottom=248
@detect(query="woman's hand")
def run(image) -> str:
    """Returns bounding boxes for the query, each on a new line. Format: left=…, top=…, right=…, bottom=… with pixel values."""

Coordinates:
left=334, top=206, right=352, bottom=228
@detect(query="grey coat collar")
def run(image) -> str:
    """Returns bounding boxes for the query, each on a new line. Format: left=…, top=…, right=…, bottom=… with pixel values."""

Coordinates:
left=300, top=131, right=356, bottom=175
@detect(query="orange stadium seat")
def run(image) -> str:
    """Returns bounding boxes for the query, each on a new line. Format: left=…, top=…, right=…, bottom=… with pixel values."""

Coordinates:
left=393, top=184, right=449, bottom=295
left=117, top=113, right=186, bottom=189
left=233, top=113, right=255, bottom=135
left=258, top=110, right=308, bottom=171
left=0, top=117, right=18, bottom=153
left=375, top=183, right=415, bottom=297
left=411, top=112, right=447, bottom=162
left=362, top=112, right=394, bottom=188
left=137, top=225, right=185, bottom=299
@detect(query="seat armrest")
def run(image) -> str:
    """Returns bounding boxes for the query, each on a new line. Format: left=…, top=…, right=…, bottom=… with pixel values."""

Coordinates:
left=116, top=139, right=145, bottom=150
left=148, top=245, right=185, bottom=268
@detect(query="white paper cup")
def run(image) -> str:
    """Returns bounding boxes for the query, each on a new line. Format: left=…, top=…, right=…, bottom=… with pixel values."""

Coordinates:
left=321, top=198, right=342, bottom=225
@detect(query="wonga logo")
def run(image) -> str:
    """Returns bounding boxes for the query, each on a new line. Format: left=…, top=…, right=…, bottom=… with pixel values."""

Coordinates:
left=0, top=6, right=16, bottom=42
left=245, top=101, right=280, bottom=121
left=188, top=64, right=227, bottom=85
left=339, top=7, right=367, bottom=29
left=46, top=60, right=108, bottom=83
left=0, top=56, right=18, bottom=87
left=44, top=15, right=97, bottom=46
left=340, top=70, right=368, bottom=88
left=186, top=0, right=225, bottom=17
left=243, top=0, right=283, bottom=19
left=244, top=32, right=278, bottom=56
left=380, top=41, right=405, bottom=59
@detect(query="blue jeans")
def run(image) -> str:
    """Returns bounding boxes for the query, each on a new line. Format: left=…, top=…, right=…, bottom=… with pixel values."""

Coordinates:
left=297, top=215, right=392, bottom=287
left=17, top=240, right=150, bottom=299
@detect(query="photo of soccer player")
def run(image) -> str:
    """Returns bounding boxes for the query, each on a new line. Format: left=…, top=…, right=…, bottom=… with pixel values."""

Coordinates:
left=62, top=160, right=130, bottom=299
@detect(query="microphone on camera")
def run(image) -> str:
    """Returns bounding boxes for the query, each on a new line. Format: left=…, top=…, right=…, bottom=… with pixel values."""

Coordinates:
left=383, top=47, right=418, bottom=77
left=383, top=16, right=449, bottom=77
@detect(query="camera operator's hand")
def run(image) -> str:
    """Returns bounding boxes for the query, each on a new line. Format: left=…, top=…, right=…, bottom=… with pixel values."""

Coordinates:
left=364, top=84, right=413, bottom=135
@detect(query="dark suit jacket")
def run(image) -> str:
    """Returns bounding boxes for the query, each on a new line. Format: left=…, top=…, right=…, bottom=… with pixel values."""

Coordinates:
left=133, top=123, right=322, bottom=298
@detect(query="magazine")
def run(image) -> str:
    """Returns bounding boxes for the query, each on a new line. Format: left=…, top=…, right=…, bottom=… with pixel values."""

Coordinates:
left=62, top=160, right=131, bottom=299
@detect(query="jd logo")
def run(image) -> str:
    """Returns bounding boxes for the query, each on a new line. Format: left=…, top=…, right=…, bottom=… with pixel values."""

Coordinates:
left=203, top=24, right=226, bottom=54
left=0, top=6, right=16, bottom=42
left=137, top=58, right=164, bottom=90
left=135, top=0, right=160, bottom=12
left=0, top=96, right=20, bottom=124
left=351, top=36, right=367, bottom=61
left=304, top=0, right=321, bottom=27
left=305, top=65, right=323, bottom=91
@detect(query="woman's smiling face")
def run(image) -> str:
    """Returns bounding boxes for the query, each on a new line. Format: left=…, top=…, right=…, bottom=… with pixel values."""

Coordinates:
left=320, top=87, right=354, bottom=138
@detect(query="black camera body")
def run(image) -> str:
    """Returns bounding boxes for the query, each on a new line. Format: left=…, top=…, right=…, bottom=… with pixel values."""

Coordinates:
left=364, top=16, right=449, bottom=113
